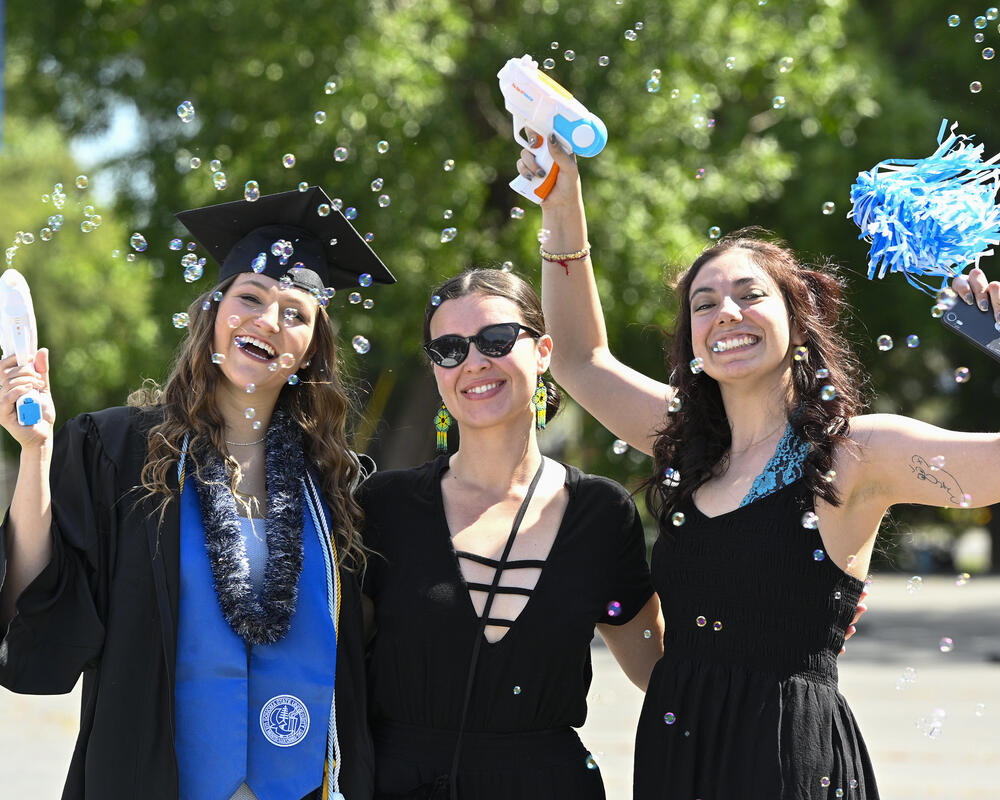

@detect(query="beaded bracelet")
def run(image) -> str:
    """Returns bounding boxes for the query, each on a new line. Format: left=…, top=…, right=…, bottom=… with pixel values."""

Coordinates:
left=539, top=243, right=591, bottom=275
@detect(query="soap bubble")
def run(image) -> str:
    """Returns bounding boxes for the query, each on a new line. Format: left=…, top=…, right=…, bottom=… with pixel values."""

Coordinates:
left=948, top=14, right=961, bottom=26
left=537, top=228, right=551, bottom=243
left=906, top=576, right=923, bottom=594
left=955, top=572, right=971, bottom=586
left=820, top=385, right=837, bottom=401
left=671, top=512, right=686, bottom=527
left=668, top=396, right=682, bottom=413
left=510, top=207, right=525, bottom=219
left=443, top=159, right=456, bottom=172
left=954, top=367, right=970, bottom=383
left=282, top=153, right=296, bottom=168
left=324, top=79, right=338, bottom=94
left=606, top=601, right=622, bottom=617
left=190, top=157, right=201, bottom=169
left=598, top=55, right=610, bottom=66
left=984, top=47, right=996, bottom=60
left=334, top=147, right=349, bottom=162
left=176, top=100, right=195, bottom=123
left=278, top=353, right=295, bottom=369
left=976, top=32, right=986, bottom=42
left=441, top=227, right=457, bottom=243
left=314, top=111, right=327, bottom=124
left=989, top=8, right=999, bottom=21
left=975, top=15, right=988, bottom=29
left=778, top=56, right=794, bottom=73
left=377, top=140, right=390, bottom=154
left=213, top=171, right=227, bottom=190
left=244, top=181, right=260, bottom=202
left=358, top=273, right=373, bottom=288
left=793, top=345, right=808, bottom=361
left=662, top=467, right=680, bottom=486
left=822, top=201, right=836, bottom=215
left=228, top=314, right=240, bottom=328
left=624, top=29, right=637, bottom=41
left=443, top=209, right=453, bottom=219
left=822, top=469, right=837, bottom=483
left=647, top=77, right=661, bottom=93
left=929, top=455, right=945, bottom=470
left=378, top=194, right=391, bottom=208
left=317, top=204, right=331, bottom=217
left=298, top=182, right=309, bottom=192
left=936, top=286, right=959, bottom=310
left=689, top=357, right=704, bottom=374
left=244, top=407, right=256, bottom=419
left=939, top=637, right=954, bottom=653
left=970, top=81, right=983, bottom=93
left=708, top=226, right=721, bottom=239
left=75, top=175, right=89, bottom=189
left=802, top=511, right=819, bottom=529
left=80, top=220, right=94, bottom=234
left=348, top=292, right=362, bottom=305
left=345, top=207, right=357, bottom=220
left=211, top=353, right=225, bottom=364
left=371, top=177, right=384, bottom=192
left=251, top=252, right=267, bottom=273
left=130, top=233, right=148, bottom=252
left=634, top=21, right=644, bottom=30
left=772, top=95, right=786, bottom=109
left=209, top=159, right=222, bottom=171
left=813, top=549, right=826, bottom=561
left=363, top=298, right=375, bottom=310
left=169, top=238, right=183, bottom=251
left=564, top=50, right=576, bottom=61
left=612, top=439, right=628, bottom=455
left=585, top=754, right=598, bottom=770
left=183, top=264, right=204, bottom=282
left=542, top=58, right=555, bottom=70
left=907, top=334, right=920, bottom=348
left=352, top=335, right=371, bottom=354
left=695, top=168, right=706, bottom=180
left=431, top=295, right=442, bottom=307
left=725, top=56, right=736, bottom=69
left=663, top=712, right=676, bottom=725
left=172, top=312, right=190, bottom=329
left=876, top=335, right=893, bottom=351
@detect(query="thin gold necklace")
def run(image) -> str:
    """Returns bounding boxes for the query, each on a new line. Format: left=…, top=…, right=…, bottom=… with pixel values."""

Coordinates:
left=225, top=436, right=265, bottom=446
left=728, top=421, right=787, bottom=456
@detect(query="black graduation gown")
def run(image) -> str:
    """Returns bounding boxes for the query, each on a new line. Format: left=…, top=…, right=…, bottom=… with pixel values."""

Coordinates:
left=0, top=405, right=374, bottom=800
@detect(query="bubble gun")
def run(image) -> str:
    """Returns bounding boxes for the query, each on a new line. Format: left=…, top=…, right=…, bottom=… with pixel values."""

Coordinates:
left=497, top=54, right=608, bottom=204
left=0, top=269, right=42, bottom=426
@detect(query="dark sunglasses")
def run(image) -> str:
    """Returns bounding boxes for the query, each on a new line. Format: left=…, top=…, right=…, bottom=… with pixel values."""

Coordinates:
left=424, top=322, right=542, bottom=368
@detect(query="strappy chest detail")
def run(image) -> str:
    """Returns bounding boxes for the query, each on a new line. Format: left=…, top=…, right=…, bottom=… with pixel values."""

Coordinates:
left=440, top=461, right=571, bottom=644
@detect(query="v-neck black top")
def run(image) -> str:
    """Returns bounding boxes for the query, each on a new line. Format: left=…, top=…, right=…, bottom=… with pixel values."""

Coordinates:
left=359, top=456, right=653, bottom=733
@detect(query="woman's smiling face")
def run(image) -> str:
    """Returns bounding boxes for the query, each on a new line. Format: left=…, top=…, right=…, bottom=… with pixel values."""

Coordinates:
left=212, top=273, right=318, bottom=398
left=688, top=249, right=802, bottom=384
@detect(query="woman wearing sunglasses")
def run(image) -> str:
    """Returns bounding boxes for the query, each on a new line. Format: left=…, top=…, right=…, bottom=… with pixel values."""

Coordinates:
left=359, top=268, right=663, bottom=799
left=515, top=140, right=1000, bottom=799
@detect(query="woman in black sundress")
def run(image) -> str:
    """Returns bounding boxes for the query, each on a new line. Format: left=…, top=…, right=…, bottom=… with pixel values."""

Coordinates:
left=515, top=140, right=1000, bottom=799
left=359, top=268, right=664, bottom=800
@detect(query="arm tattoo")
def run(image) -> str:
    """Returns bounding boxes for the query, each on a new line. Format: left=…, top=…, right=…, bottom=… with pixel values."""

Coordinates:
left=908, top=455, right=966, bottom=506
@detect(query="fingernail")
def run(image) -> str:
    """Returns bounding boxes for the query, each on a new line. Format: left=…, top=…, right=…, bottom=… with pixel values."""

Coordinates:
left=995, top=311, right=1000, bottom=323
left=536, top=169, right=546, bottom=178
left=550, top=133, right=557, bottom=144
left=980, top=299, right=990, bottom=311
left=965, top=293, right=975, bottom=304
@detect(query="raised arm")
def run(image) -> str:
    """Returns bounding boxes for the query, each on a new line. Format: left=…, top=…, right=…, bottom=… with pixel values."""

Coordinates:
left=0, top=349, right=56, bottom=626
left=850, top=413, right=1000, bottom=512
left=519, top=138, right=673, bottom=456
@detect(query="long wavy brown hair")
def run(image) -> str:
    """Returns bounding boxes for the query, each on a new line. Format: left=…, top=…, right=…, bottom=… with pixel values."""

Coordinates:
left=129, top=277, right=366, bottom=569
left=643, top=229, right=869, bottom=532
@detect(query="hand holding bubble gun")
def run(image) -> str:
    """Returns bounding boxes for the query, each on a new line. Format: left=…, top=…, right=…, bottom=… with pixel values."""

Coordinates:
left=497, top=54, right=608, bottom=204
left=0, top=269, right=43, bottom=426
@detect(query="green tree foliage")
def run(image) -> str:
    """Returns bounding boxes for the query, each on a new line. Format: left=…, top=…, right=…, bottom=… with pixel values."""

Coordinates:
left=4, top=1, right=998, bottom=551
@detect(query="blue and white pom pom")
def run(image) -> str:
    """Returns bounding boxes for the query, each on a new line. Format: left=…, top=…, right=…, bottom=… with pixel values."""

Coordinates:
left=849, top=119, right=1000, bottom=296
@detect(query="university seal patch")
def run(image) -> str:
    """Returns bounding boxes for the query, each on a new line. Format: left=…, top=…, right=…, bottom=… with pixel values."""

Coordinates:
left=259, top=694, right=310, bottom=747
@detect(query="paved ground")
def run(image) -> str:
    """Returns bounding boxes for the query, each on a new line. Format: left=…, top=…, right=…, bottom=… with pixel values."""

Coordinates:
left=2, top=575, right=998, bottom=798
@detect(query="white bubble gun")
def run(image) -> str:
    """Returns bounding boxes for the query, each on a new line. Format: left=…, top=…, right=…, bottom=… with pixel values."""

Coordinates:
left=0, top=269, right=42, bottom=426
left=498, top=54, right=608, bottom=204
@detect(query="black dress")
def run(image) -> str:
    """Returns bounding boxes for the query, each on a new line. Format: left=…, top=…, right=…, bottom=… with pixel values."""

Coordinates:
left=359, top=456, right=654, bottom=800
left=634, top=477, right=878, bottom=800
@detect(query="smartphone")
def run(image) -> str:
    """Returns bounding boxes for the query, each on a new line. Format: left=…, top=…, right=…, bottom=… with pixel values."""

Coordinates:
left=939, top=301, right=1000, bottom=363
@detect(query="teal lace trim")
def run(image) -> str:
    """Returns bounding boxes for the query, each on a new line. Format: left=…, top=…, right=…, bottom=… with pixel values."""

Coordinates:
left=739, top=423, right=810, bottom=507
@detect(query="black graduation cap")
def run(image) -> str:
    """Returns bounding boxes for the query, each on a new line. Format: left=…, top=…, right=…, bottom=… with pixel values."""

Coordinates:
left=175, top=186, right=396, bottom=293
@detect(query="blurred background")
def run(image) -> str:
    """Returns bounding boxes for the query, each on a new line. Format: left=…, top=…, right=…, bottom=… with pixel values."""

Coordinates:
left=1, top=0, right=998, bottom=574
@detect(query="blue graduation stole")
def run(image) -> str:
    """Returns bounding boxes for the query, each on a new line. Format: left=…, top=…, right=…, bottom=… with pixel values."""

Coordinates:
left=174, top=467, right=339, bottom=800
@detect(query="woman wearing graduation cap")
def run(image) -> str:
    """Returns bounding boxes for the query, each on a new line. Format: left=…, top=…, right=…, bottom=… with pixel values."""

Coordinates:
left=0, top=187, right=394, bottom=800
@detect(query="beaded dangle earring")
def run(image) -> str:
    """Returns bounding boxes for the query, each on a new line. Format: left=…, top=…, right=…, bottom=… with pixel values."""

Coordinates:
left=434, top=404, right=453, bottom=452
left=533, top=377, right=547, bottom=430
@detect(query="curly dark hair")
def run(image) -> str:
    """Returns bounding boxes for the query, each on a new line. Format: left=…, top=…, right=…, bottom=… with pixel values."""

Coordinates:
left=642, top=228, right=869, bottom=531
